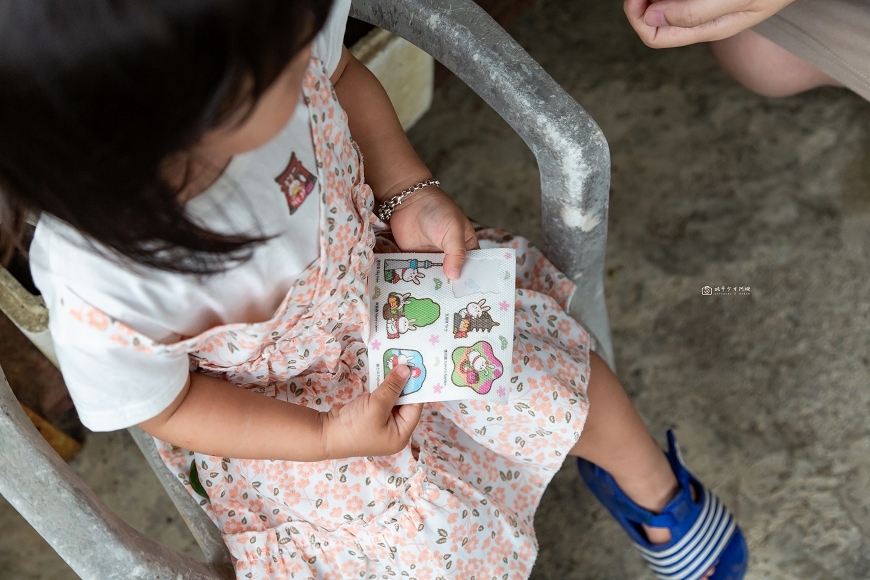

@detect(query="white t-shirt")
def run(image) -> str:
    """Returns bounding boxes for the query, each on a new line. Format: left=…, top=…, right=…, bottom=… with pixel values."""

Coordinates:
left=29, top=0, right=352, bottom=432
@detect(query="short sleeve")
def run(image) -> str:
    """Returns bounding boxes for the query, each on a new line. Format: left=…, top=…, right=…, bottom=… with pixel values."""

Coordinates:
left=312, top=0, right=352, bottom=76
left=48, top=286, right=190, bottom=432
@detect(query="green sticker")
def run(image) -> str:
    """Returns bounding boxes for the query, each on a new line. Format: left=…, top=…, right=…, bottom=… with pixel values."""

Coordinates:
left=383, top=293, right=441, bottom=328
left=499, top=336, right=508, bottom=350
left=434, top=278, right=443, bottom=290
left=372, top=287, right=381, bottom=300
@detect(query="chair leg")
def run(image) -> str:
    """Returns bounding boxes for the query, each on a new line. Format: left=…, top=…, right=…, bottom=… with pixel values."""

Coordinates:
left=128, top=427, right=234, bottom=577
left=0, top=365, right=230, bottom=580
left=569, top=274, right=615, bottom=370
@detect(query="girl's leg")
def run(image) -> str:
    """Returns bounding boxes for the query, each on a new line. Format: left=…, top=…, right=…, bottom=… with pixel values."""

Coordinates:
left=569, top=352, right=714, bottom=577
left=710, top=29, right=844, bottom=98
left=569, top=352, right=677, bottom=524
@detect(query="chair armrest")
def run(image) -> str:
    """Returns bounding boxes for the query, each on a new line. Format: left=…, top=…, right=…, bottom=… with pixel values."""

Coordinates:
left=350, top=0, right=613, bottom=365
left=128, top=426, right=234, bottom=576
left=0, top=365, right=232, bottom=580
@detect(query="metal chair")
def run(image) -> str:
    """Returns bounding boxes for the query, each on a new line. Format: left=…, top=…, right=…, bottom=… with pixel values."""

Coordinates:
left=0, top=0, right=612, bottom=577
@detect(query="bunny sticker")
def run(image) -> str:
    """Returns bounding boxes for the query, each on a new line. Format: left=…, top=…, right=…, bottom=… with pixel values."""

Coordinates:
left=383, top=258, right=442, bottom=285
left=453, top=299, right=500, bottom=338
left=451, top=341, right=504, bottom=395
left=382, top=292, right=440, bottom=339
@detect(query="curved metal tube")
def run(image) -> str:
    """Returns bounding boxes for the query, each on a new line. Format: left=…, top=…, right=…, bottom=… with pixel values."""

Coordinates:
left=0, top=366, right=231, bottom=580
left=351, top=0, right=614, bottom=366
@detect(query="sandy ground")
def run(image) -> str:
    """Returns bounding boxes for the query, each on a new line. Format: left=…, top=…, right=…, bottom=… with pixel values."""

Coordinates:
left=3, top=0, right=870, bottom=578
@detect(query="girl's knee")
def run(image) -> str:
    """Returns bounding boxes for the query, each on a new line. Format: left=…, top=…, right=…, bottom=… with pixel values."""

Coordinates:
left=710, top=29, right=842, bottom=98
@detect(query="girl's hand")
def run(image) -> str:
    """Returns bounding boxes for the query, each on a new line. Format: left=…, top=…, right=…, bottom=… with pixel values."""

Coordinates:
left=320, top=366, right=423, bottom=459
left=388, top=186, right=479, bottom=281
left=624, top=0, right=796, bottom=48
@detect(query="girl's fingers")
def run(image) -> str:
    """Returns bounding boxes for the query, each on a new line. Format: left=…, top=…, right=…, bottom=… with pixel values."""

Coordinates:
left=372, top=368, right=421, bottom=450
left=465, top=222, right=480, bottom=251
left=393, top=403, right=423, bottom=438
left=442, top=246, right=467, bottom=281
left=372, top=366, right=410, bottom=411
left=441, top=221, right=470, bottom=280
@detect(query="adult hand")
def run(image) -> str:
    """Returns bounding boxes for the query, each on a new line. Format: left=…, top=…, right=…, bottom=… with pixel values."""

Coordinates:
left=388, top=186, right=479, bottom=281
left=624, top=0, right=796, bottom=48
left=320, top=366, right=423, bottom=459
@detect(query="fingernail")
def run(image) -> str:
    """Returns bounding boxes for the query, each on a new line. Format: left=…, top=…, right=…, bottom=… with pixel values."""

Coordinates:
left=644, top=10, right=668, bottom=27
left=448, top=268, right=460, bottom=280
left=396, top=365, right=410, bottom=379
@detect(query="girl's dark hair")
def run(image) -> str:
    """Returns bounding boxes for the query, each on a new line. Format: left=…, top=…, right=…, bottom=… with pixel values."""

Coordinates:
left=0, top=0, right=334, bottom=274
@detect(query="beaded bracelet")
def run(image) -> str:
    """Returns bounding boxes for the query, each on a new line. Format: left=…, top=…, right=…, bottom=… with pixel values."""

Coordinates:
left=376, top=179, right=440, bottom=223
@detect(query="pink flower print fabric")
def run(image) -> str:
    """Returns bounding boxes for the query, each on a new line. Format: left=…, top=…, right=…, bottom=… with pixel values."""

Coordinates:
left=65, top=59, right=591, bottom=580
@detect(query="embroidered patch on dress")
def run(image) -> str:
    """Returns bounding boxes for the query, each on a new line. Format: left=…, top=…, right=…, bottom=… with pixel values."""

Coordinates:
left=274, top=152, right=317, bottom=214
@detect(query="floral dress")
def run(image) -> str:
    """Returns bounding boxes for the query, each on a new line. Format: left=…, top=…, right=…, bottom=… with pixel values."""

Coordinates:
left=64, top=59, right=591, bottom=579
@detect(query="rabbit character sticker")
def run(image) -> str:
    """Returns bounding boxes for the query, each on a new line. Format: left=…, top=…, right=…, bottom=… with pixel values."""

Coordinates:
left=382, top=292, right=440, bottom=339
left=451, top=341, right=504, bottom=395
left=383, top=292, right=409, bottom=320
left=383, top=258, right=442, bottom=285
left=383, top=349, right=427, bottom=396
left=453, top=299, right=500, bottom=338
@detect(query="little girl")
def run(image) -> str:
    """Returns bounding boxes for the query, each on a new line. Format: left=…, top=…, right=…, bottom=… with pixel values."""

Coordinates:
left=0, top=1, right=748, bottom=579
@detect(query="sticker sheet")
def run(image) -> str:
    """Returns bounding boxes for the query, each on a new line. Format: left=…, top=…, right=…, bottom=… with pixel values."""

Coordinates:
left=367, top=249, right=517, bottom=405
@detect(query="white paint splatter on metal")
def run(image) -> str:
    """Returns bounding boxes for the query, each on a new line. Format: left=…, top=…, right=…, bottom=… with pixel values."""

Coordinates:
left=561, top=206, right=602, bottom=231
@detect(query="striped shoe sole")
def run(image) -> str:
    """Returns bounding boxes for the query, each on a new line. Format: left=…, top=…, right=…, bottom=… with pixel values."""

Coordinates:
left=635, top=488, right=737, bottom=580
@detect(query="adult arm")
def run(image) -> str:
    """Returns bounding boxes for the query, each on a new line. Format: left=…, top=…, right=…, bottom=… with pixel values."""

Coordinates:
left=624, top=0, right=796, bottom=48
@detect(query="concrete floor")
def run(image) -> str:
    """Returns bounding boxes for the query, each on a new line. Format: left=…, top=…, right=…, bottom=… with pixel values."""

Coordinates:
left=3, top=0, right=870, bottom=578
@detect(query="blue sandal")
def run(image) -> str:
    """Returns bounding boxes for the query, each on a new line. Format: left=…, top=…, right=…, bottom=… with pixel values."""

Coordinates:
left=576, top=431, right=748, bottom=580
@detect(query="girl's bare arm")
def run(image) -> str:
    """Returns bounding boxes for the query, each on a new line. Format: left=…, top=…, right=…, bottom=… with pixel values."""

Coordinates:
left=138, top=367, right=418, bottom=460
left=330, top=46, right=431, bottom=201
left=330, top=46, right=478, bottom=280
